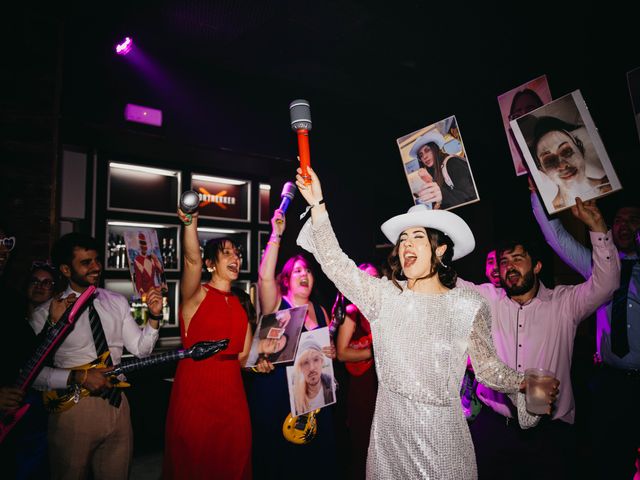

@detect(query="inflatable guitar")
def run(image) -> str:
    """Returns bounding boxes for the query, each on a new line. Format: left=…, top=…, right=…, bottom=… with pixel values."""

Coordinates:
left=0, top=285, right=97, bottom=444
left=43, top=339, right=229, bottom=413
left=282, top=409, right=320, bottom=445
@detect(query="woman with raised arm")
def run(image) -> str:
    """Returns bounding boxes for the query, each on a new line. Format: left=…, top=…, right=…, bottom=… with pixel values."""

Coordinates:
left=294, top=166, right=558, bottom=480
left=163, top=208, right=254, bottom=480
left=248, top=208, right=336, bottom=480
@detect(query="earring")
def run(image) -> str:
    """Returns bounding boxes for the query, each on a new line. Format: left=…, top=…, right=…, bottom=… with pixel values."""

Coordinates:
left=207, top=266, right=215, bottom=273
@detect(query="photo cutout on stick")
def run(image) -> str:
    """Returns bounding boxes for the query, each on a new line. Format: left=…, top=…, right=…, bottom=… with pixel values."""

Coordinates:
left=286, top=327, right=336, bottom=417
left=510, top=90, right=622, bottom=215
left=245, top=305, right=308, bottom=368
left=497, top=75, right=553, bottom=176
left=396, top=115, right=479, bottom=211
left=123, top=228, right=168, bottom=300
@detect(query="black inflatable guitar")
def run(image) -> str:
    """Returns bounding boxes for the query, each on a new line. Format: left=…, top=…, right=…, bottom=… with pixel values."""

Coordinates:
left=43, top=339, right=229, bottom=413
left=0, top=285, right=97, bottom=443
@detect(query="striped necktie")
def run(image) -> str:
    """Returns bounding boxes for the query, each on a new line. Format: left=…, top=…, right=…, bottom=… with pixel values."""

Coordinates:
left=88, top=301, right=122, bottom=407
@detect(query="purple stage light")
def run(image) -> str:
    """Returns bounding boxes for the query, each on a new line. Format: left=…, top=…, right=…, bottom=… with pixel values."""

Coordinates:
left=115, top=37, right=133, bottom=55
left=124, top=103, right=163, bottom=126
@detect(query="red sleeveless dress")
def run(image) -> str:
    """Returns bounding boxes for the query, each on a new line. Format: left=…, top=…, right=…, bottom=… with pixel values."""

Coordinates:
left=163, top=285, right=251, bottom=479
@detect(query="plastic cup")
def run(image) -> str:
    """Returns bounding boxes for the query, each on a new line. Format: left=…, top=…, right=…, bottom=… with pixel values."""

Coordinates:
left=524, top=368, right=556, bottom=415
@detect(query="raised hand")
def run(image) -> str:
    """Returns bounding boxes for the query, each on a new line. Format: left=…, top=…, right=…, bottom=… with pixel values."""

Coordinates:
left=178, top=208, right=198, bottom=227
left=295, top=166, right=323, bottom=207
left=271, top=209, right=286, bottom=235
left=571, top=198, right=607, bottom=233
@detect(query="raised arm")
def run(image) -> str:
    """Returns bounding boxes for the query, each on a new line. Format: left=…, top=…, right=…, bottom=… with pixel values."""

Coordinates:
left=258, top=209, right=286, bottom=315
left=295, top=167, right=387, bottom=322
left=559, top=198, right=620, bottom=322
left=178, top=209, right=204, bottom=303
left=530, top=188, right=591, bottom=279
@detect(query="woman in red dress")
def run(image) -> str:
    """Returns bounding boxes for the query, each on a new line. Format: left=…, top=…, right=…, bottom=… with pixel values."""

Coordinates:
left=163, top=209, right=254, bottom=480
left=336, top=263, right=379, bottom=480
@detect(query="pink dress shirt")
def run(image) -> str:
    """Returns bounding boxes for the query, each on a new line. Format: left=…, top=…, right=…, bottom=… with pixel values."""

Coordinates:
left=458, top=230, right=620, bottom=423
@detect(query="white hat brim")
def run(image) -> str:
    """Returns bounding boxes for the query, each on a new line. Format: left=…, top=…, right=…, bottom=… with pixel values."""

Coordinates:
left=380, top=207, right=475, bottom=260
left=408, top=130, right=446, bottom=158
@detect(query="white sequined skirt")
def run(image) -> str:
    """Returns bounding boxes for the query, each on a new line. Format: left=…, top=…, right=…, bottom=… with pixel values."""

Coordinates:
left=366, top=387, right=477, bottom=480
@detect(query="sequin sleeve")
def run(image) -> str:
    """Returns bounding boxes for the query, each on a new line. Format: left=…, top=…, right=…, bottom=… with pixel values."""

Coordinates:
left=297, top=212, right=388, bottom=323
left=468, top=300, right=540, bottom=429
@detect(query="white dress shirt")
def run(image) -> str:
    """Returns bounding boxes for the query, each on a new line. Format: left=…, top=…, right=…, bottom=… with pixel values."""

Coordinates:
left=33, top=286, right=159, bottom=390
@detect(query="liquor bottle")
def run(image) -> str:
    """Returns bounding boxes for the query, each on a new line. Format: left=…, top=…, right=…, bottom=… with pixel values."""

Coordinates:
left=131, top=297, right=143, bottom=326
left=162, top=295, right=170, bottom=324
left=107, top=234, right=117, bottom=268
left=161, top=237, right=168, bottom=267
left=119, top=235, right=128, bottom=269
left=167, top=238, right=176, bottom=269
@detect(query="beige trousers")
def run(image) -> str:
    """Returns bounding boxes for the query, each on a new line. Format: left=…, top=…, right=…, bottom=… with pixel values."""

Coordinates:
left=48, top=394, right=133, bottom=480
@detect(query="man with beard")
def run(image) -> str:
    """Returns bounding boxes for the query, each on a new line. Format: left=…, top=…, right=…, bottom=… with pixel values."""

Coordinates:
left=532, top=192, right=640, bottom=479
left=32, top=233, right=163, bottom=479
left=292, top=340, right=334, bottom=416
left=457, top=198, right=620, bottom=479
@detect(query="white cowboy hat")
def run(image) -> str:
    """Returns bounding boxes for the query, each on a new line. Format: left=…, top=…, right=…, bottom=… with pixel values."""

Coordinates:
left=409, top=129, right=446, bottom=159
left=380, top=204, right=475, bottom=260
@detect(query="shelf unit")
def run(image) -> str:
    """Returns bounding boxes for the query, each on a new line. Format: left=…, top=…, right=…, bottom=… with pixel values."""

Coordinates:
left=93, top=154, right=272, bottom=347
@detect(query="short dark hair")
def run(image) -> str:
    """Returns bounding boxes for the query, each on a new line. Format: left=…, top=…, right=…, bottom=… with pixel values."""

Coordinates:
left=203, top=237, right=241, bottom=263
left=529, top=116, right=585, bottom=169
left=51, top=233, right=99, bottom=269
left=495, top=239, right=541, bottom=268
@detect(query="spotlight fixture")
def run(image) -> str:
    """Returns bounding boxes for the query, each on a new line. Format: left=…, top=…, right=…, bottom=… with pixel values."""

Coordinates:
left=124, top=103, right=163, bottom=127
left=115, top=37, right=133, bottom=55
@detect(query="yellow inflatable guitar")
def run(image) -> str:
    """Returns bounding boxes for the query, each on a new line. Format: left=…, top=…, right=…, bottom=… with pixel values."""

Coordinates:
left=43, top=339, right=229, bottom=413
left=282, top=409, right=320, bottom=445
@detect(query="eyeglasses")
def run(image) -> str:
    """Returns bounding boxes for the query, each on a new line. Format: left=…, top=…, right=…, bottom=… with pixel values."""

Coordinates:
left=538, top=146, right=576, bottom=171
left=29, top=278, right=55, bottom=289
left=0, top=237, right=16, bottom=251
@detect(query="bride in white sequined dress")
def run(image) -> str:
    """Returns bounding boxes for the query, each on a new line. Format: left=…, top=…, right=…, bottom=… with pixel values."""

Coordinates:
left=294, top=167, right=558, bottom=479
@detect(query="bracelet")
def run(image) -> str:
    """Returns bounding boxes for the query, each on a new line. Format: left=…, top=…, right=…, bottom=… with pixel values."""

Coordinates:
left=267, top=241, right=280, bottom=248
left=180, top=213, right=193, bottom=226
left=148, top=311, right=164, bottom=321
left=299, top=199, right=325, bottom=220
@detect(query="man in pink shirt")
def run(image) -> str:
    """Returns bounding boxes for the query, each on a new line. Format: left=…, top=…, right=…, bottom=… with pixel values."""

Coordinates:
left=458, top=199, right=620, bottom=479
